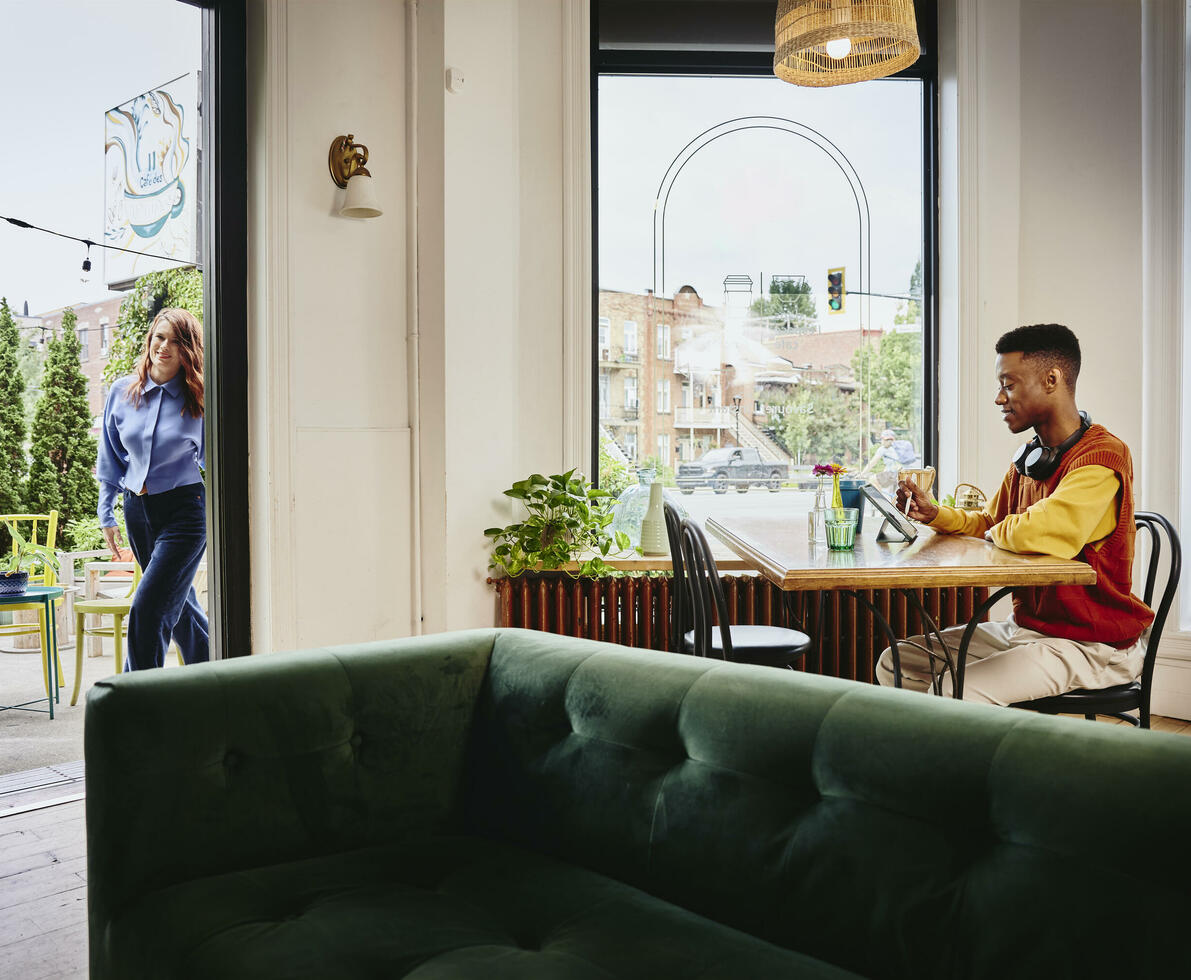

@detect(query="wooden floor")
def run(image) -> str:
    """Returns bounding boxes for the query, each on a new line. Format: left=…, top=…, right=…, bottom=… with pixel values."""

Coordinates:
left=2, top=715, right=1189, bottom=979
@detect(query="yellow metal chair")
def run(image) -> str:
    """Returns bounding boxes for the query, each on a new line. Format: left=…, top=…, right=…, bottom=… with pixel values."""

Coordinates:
left=0, top=512, right=63, bottom=698
left=70, top=563, right=184, bottom=706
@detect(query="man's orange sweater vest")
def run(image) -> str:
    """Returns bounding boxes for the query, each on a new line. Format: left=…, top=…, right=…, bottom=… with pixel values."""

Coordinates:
left=1007, top=424, right=1153, bottom=647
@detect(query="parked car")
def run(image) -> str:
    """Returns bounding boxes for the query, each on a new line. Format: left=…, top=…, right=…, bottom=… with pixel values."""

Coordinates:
left=676, top=447, right=788, bottom=493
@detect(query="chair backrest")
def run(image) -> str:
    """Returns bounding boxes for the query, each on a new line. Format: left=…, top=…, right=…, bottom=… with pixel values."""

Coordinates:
left=663, top=501, right=687, bottom=652
left=1, top=511, right=59, bottom=586
left=1135, top=512, right=1181, bottom=710
left=678, top=517, right=733, bottom=660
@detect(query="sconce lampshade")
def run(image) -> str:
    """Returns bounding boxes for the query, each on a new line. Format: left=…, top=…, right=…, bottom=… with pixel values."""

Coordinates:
left=340, top=173, right=383, bottom=218
left=774, top=0, right=921, bottom=88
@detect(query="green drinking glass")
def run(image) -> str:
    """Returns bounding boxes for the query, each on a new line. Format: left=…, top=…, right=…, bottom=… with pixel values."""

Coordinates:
left=824, top=507, right=859, bottom=551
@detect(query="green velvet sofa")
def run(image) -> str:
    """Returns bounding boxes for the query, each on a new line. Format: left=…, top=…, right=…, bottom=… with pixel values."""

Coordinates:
left=86, top=628, right=1191, bottom=979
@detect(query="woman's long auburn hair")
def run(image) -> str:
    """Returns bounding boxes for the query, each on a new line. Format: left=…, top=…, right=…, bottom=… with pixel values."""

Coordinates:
left=126, top=308, right=204, bottom=418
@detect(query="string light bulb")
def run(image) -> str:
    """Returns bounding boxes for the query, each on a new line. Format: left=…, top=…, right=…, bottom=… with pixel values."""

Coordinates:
left=80, top=242, right=92, bottom=282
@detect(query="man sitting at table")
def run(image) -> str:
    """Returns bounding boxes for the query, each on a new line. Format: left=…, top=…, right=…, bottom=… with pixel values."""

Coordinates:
left=877, top=323, right=1154, bottom=704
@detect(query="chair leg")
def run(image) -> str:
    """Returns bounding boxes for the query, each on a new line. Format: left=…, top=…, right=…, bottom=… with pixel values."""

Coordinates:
left=113, top=615, right=125, bottom=674
left=71, top=613, right=85, bottom=706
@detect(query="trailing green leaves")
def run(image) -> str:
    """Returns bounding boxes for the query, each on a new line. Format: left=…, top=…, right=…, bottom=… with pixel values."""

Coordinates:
left=484, top=470, right=636, bottom=577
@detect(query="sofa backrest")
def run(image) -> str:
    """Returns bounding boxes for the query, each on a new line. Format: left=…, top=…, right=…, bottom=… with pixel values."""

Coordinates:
left=466, top=629, right=1191, bottom=979
left=86, top=630, right=495, bottom=928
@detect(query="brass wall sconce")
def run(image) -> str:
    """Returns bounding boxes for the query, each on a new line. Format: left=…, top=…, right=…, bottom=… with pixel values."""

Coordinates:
left=328, top=134, right=383, bottom=218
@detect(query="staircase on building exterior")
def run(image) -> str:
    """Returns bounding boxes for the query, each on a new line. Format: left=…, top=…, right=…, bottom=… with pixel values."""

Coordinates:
left=599, top=424, right=633, bottom=466
left=731, top=412, right=795, bottom=466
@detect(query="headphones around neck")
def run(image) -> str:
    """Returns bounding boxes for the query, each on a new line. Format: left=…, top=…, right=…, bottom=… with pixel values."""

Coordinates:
left=1012, top=411, right=1091, bottom=480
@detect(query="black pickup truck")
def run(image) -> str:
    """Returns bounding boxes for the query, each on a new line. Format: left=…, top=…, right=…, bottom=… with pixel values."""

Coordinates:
left=676, top=447, right=789, bottom=493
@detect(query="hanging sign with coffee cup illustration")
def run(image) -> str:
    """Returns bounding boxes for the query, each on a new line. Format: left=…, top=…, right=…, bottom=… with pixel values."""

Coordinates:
left=103, top=73, right=198, bottom=289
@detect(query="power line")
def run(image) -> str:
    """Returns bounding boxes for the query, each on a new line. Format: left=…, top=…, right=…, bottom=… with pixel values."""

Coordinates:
left=1, top=214, right=193, bottom=266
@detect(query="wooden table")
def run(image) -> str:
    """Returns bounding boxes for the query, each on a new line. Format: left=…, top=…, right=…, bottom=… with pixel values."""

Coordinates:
left=705, top=515, right=1097, bottom=697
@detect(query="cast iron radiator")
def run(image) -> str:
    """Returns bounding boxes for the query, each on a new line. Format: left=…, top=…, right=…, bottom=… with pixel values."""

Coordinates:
left=490, top=573, right=989, bottom=685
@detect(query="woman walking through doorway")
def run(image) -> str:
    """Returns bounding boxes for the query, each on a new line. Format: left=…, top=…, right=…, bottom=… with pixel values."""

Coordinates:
left=97, top=308, right=208, bottom=670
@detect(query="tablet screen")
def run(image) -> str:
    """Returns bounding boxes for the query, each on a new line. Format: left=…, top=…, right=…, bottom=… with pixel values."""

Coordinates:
left=861, top=483, right=918, bottom=543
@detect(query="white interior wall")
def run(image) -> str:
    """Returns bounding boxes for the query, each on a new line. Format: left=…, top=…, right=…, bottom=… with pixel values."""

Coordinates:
left=1018, top=1, right=1144, bottom=473
left=247, top=0, right=411, bottom=653
left=418, top=0, right=567, bottom=632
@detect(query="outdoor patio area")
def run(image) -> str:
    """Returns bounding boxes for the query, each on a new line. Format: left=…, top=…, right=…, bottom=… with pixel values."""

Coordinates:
left=0, top=634, right=187, bottom=775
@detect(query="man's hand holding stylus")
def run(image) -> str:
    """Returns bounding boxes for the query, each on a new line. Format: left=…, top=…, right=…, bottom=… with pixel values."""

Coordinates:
left=896, top=479, right=938, bottom=524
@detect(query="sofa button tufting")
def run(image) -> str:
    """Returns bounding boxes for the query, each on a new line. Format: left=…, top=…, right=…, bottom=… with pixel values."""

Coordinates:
left=223, top=751, right=239, bottom=769
left=350, top=734, right=363, bottom=750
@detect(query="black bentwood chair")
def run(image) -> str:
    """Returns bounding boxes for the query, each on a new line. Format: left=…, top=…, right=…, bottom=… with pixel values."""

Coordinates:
left=1011, top=511, right=1181, bottom=729
left=664, top=502, right=812, bottom=667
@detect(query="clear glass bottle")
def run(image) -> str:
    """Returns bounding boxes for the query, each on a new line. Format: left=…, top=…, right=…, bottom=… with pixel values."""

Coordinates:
left=808, top=475, right=827, bottom=544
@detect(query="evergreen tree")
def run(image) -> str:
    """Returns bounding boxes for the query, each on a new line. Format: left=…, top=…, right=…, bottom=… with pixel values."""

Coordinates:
left=0, top=297, right=28, bottom=521
left=26, top=308, right=98, bottom=534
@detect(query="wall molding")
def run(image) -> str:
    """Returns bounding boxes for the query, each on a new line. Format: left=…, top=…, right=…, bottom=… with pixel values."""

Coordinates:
left=561, top=0, right=592, bottom=474
left=1141, top=0, right=1184, bottom=559
left=264, top=0, right=297, bottom=652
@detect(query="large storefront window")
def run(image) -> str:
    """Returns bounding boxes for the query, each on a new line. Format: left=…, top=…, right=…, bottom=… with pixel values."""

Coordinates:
left=596, top=73, right=927, bottom=507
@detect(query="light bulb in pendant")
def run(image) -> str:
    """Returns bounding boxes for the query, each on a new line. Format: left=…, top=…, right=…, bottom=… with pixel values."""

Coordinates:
left=826, top=37, right=852, bottom=60
left=80, top=243, right=92, bottom=283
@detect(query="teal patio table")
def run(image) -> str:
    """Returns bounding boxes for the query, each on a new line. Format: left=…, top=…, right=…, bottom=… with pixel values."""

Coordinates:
left=0, top=585, right=64, bottom=719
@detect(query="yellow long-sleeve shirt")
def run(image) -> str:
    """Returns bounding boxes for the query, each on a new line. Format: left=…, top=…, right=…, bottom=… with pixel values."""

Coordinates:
left=929, top=464, right=1119, bottom=559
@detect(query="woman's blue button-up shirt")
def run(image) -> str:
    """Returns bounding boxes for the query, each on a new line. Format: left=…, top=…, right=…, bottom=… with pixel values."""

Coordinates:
left=97, top=374, right=205, bottom=527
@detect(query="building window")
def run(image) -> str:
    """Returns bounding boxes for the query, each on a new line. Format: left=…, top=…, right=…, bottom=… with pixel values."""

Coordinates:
left=594, top=7, right=937, bottom=498
left=656, top=379, right=670, bottom=413
left=100, top=321, right=109, bottom=354
left=624, top=374, right=637, bottom=411
left=624, top=430, right=637, bottom=459
left=80, top=322, right=91, bottom=359
left=599, top=371, right=610, bottom=418
left=598, top=317, right=610, bottom=358
left=657, top=433, right=670, bottom=461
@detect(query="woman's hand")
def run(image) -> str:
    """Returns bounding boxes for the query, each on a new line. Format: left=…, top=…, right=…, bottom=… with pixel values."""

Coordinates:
left=102, top=525, right=124, bottom=560
left=896, top=479, right=938, bottom=524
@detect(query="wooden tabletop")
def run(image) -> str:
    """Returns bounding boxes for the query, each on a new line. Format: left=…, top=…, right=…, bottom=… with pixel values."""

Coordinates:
left=705, top=515, right=1098, bottom=591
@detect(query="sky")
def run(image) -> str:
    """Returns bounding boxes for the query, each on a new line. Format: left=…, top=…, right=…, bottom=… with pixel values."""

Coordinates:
left=598, top=74, right=924, bottom=331
left=0, top=0, right=200, bottom=316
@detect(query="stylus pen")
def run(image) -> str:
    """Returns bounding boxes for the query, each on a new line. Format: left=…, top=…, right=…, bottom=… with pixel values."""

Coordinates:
left=903, top=481, right=915, bottom=517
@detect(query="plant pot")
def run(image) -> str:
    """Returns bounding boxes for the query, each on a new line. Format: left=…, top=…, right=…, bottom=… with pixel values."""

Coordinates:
left=0, top=571, right=29, bottom=596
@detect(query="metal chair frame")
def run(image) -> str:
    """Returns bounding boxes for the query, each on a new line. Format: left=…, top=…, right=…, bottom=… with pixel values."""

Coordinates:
left=1011, top=511, right=1181, bottom=728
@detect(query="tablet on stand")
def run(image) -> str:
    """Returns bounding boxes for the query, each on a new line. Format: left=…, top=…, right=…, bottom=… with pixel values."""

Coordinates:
left=861, top=483, right=919, bottom=543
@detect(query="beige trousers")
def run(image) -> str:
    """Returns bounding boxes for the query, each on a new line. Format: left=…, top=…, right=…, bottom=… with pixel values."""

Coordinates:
left=875, top=616, right=1146, bottom=706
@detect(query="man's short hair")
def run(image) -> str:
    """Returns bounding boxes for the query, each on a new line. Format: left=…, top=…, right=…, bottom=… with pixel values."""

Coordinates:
left=995, top=323, right=1081, bottom=390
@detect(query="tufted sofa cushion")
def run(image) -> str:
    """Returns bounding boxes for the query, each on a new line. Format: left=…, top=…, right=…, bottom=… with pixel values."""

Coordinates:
left=102, top=835, right=858, bottom=979
left=468, top=630, right=1191, bottom=979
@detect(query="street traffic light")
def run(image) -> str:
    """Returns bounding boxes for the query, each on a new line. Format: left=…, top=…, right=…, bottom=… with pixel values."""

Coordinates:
left=827, top=267, right=845, bottom=314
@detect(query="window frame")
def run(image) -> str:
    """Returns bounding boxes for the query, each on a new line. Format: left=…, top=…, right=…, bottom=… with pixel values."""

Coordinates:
left=176, top=0, right=250, bottom=658
left=590, top=1, right=940, bottom=484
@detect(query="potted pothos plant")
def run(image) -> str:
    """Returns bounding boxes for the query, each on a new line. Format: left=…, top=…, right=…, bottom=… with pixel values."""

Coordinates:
left=0, top=521, right=60, bottom=597
left=485, top=470, right=636, bottom=577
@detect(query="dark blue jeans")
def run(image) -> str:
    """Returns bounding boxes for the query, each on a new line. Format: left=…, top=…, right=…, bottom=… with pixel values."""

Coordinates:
left=124, top=482, right=210, bottom=671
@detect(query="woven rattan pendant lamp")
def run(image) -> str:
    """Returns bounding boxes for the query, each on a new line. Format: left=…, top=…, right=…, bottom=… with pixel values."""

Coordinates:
left=774, top=0, right=921, bottom=87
